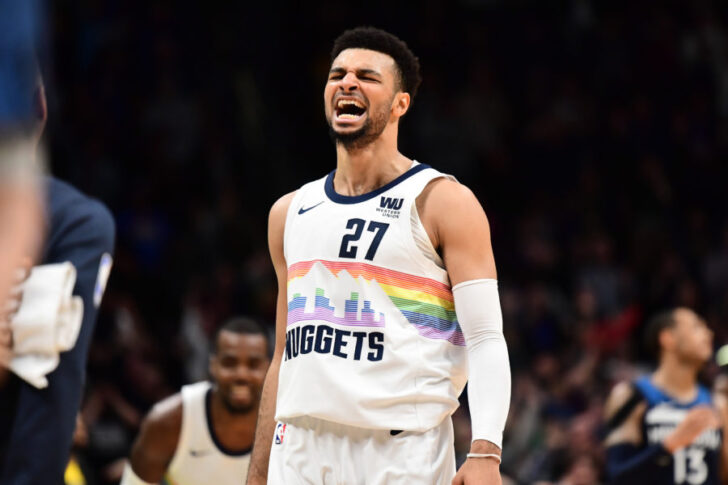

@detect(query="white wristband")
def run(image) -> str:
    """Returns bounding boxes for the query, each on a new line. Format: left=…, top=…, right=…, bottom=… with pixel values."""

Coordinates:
left=466, top=453, right=501, bottom=464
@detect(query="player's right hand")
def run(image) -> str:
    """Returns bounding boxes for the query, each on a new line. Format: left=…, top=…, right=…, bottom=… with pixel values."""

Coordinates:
left=663, top=406, right=720, bottom=453
left=0, top=259, right=32, bottom=367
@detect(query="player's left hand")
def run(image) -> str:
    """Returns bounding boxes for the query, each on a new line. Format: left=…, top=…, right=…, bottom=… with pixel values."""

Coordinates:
left=452, top=458, right=502, bottom=485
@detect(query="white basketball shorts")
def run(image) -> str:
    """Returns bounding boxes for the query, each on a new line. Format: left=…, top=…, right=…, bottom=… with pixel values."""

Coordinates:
left=267, top=416, right=456, bottom=484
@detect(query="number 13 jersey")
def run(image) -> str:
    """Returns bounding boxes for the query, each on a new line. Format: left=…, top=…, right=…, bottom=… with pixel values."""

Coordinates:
left=276, top=162, right=468, bottom=432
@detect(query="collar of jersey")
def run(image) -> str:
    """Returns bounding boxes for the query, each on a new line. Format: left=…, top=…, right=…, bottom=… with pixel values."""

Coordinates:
left=324, top=163, right=431, bottom=204
left=204, top=388, right=252, bottom=457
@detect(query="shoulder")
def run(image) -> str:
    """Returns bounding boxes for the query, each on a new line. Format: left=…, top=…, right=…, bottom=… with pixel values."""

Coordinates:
left=604, top=381, right=639, bottom=419
left=129, top=392, right=184, bottom=477
left=142, top=392, right=184, bottom=437
left=44, top=177, right=115, bottom=253
left=416, top=176, right=490, bottom=252
left=268, top=191, right=297, bottom=265
left=603, top=380, right=647, bottom=446
left=418, top=177, right=482, bottom=212
left=269, top=191, right=298, bottom=222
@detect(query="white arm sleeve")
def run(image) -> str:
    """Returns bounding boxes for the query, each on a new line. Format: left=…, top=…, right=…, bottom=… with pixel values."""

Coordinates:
left=452, top=278, right=511, bottom=449
left=120, top=463, right=156, bottom=485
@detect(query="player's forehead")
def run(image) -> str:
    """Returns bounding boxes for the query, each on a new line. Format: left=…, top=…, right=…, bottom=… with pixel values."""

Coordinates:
left=330, top=48, right=397, bottom=77
left=216, top=330, right=267, bottom=356
left=673, top=307, right=703, bottom=329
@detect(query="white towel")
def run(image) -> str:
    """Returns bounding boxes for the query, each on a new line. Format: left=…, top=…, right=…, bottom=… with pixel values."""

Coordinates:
left=8, top=262, right=84, bottom=388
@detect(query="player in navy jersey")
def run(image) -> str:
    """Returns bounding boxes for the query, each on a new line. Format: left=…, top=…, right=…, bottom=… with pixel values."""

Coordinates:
left=603, top=307, right=728, bottom=484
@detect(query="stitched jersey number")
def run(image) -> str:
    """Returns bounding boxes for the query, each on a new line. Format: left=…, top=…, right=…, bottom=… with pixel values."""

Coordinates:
left=674, top=447, right=708, bottom=485
left=338, top=218, right=389, bottom=261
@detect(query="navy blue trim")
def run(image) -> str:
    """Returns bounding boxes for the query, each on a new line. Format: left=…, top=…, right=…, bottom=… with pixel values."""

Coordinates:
left=325, top=163, right=431, bottom=204
left=204, top=388, right=252, bottom=457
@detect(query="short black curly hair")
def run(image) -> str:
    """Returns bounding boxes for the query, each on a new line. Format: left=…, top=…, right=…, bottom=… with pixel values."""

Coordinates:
left=331, top=26, right=422, bottom=101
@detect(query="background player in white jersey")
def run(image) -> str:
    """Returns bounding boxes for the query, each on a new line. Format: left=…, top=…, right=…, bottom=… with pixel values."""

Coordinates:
left=603, top=308, right=728, bottom=484
left=247, top=27, right=511, bottom=485
left=121, top=317, right=270, bottom=485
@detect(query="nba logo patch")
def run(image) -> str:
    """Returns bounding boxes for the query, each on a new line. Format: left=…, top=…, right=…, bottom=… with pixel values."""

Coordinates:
left=274, top=422, right=287, bottom=445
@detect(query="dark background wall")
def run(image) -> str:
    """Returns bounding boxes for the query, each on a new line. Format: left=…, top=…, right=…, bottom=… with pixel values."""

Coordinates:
left=43, top=1, right=728, bottom=483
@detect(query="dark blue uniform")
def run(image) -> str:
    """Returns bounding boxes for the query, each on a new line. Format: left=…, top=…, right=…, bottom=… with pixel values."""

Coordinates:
left=634, top=377, right=722, bottom=485
left=0, top=177, right=115, bottom=484
left=607, top=376, right=722, bottom=485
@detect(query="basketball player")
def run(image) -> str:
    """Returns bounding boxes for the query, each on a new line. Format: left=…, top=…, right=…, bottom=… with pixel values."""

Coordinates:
left=121, top=317, right=270, bottom=485
left=603, top=308, right=728, bottom=484
left=246, top=27, right=511, bottom=484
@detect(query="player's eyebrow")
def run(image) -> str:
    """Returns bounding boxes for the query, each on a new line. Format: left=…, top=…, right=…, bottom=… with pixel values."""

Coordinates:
left=329, top=67, right=382, bottom=78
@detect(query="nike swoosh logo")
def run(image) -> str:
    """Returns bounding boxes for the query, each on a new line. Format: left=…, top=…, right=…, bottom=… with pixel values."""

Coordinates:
left=298, top=201, right=324, bottom=214
left=190, top=450, right=212, bottom=457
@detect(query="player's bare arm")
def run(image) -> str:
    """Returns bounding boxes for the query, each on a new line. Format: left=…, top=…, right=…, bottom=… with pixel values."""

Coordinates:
left=419, top=178, right=508, bottom=484
left=246, top=191, right=295, bottom=485
left=123, top=394, right=183, bottom=484
left=603, top=381, right=646, bottom=447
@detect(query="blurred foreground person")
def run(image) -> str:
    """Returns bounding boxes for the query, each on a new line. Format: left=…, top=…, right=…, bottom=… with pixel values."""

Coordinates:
left=0, top=0, right=46, bottom=367
left=122, top=317, right=270, bottom=485
left=0, top=72, right=116, bottom=484
left=603, top=308, right=728, bottom=484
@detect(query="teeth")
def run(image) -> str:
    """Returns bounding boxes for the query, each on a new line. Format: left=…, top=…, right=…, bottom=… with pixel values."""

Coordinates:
left=338, top=113, right=362, bottom=120
left=336, top=99, right=365, bottom=109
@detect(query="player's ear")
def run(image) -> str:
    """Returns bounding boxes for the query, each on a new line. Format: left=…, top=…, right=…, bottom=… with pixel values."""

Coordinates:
left=392, top=92, right=410, bottom=118
left=659, top=327, right=676, bottom=352
left=208, top=355, right=217, bottom=379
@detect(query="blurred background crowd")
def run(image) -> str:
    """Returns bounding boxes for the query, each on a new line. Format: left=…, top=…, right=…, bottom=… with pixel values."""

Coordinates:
left=37, top=0, right=728, bottom=483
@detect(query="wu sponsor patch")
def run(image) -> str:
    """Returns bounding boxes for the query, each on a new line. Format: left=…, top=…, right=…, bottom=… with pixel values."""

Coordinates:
left=376, top=196, right=403, bottom=218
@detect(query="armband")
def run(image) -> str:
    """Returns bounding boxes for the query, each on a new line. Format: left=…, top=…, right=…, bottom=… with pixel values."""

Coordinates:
left=452, top=279, right=511, bottom=449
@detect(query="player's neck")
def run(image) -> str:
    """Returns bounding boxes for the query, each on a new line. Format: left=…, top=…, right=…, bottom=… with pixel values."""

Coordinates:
left=653, top=359, right=699, bottom=401
left=334, top=136, right=411, bottom=196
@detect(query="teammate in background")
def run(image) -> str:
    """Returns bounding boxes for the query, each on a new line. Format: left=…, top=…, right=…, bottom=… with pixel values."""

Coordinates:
left=603, top=307, right=728, bottom=484
left=247, top=27, right=511, bottom=484
left=122, top=317, right=270, bottom=485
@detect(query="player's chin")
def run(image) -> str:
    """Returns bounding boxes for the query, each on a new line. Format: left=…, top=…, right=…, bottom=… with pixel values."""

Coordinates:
left=224, top=395, right=256, bottom=414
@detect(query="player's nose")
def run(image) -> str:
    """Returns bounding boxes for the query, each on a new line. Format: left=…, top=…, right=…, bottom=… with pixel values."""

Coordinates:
left=340, top=72, right=359, bottom=91
left=234, top=364, right=254, bottom=381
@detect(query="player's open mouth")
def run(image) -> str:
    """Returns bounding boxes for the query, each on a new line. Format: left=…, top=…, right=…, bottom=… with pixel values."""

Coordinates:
left=231, top=384, right=252, bottom=401
left=335, top=98, right=366, bottom=122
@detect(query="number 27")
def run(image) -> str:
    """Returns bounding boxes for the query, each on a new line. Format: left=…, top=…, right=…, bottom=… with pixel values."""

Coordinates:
left=339, top=218, right=389, bottom=261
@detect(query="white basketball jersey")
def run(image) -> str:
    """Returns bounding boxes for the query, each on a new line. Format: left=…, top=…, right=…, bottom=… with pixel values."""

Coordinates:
left=165, top=381, right=251, bottom=485
left=276, top=162, right=468, bottom=432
